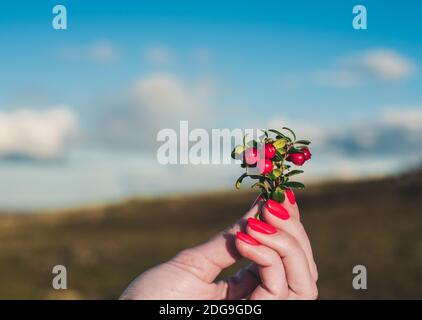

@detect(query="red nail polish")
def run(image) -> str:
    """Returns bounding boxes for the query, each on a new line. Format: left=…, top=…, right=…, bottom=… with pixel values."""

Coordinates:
left=285, top=189, right=296, bottom=205
left=248, top=218, right=277, bottom=234
left=236, top=231, right=260, bottom=245
left=265, top=199, right=290, bottom=220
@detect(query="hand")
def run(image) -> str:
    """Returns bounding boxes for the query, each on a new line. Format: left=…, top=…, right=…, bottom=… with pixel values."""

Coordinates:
left=120, top=191, right=318, bottom=300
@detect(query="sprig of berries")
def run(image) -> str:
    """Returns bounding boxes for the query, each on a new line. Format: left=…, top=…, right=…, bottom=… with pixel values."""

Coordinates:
left=231, top=127, right=312, bottom=204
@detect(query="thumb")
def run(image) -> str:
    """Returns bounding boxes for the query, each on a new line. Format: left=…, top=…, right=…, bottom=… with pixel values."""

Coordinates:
left=171, top=196, right=263, bottom=283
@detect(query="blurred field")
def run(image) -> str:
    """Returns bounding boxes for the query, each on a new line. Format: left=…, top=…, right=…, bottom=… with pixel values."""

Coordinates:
left=0, top=170, right=421, bottom=299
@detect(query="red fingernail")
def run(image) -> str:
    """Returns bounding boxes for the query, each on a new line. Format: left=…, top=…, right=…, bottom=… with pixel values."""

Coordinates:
left=285, top=189, right=296, bottom=205
left=248, top=218, right=277, bottom=234
left=236, top=231, right=260, bottom=245
left=265, top=199, right=290, bottom=220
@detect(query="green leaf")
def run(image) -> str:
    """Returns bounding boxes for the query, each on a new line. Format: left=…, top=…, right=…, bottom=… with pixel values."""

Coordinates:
left=282, top=127, right=296, bottom=141
left=288, top=146, right=302, bottom=154
left=285, top=170, right=304, bottom=177
left=283, top=181, right=305, bottom=189
left=273, top=138, right=287, bottom=150
left=268, top=129, right=283, bottom=136
left=264, top=179, right=273, bottom=192
left=247, top=175, right=274, bottom=187
left=295, top=139, right=311, bottom=145
left=273, top=150, right=285, bottom=161
left=235, top=173, right=248, bottom=189
left=271, top=187, right=285, bottom=203
left=234, top=145, right=245, bottom=154
left=251, top=182, right=269, bottom=193
left=272, top=169, right=282, bottom=178
left=231, top=145, right=245, bottom=160
left=268, top=129, right=290, bottom=141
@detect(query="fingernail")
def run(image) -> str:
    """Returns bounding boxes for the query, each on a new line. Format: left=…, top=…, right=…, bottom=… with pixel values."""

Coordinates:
left=248, top=218, right=277, bottom=234
left=285, top=189, right=296, bottom=205
left=236, top=231, right=260, bottom=245
left=265, top=199, right=290, bottom=220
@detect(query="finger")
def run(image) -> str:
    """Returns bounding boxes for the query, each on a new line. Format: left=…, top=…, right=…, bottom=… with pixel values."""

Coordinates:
left=171, top=195, right=264, bottom=283
left=235, top=232, right=289, bottom=300
left=246, top=218, right=318, bottom=299
left=222, top=263, right=260, bottom=300
left=284, top=188, right=300, bottom=220
left=262, top=198, right=318, bottom=281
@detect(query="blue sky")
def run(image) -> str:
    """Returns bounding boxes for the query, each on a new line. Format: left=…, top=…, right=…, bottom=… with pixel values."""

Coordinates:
left=0, top=1, right=421, bottom=209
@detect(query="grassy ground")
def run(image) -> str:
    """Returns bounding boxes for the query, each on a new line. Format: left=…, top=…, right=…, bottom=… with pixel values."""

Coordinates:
left=0, top=170, right=421, bottom=299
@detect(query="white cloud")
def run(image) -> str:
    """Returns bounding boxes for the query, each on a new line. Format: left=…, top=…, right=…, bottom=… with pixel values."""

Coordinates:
left=359, top=49, right=414, bottom=80
left=317, top=106, right=422, bottom=158
left=58, top=40, right=118, bottom=63
left=266, top=117, right=328, bottom=147
left=314, top=69, right=360, bottom=88
left=94, top=73, right=216, bottom=148
left=133, top=73, right=214, bottom=123
left=89, top=40, right=117, bottom=63
left=314, top=48, right=415, bottom=88
left=264, top=107, right=422, bottom=181
left=0, top=107, right=77, bottom=160
left=380, top=108, right=422, bottom=132
left=145, top=45, right=173, bottom=65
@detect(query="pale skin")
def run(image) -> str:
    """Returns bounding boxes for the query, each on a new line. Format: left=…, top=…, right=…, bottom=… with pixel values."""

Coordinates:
left=120, top=195, right=318, bottom=300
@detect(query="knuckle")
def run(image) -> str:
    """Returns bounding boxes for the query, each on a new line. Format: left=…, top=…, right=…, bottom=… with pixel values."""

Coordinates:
left=303, top=284, right=318, bottom=300
left=171, top=248, right=214, bottom=282
left=260, top=248, right=279, bottom=266
left=172, top=248, right=198, bottom=264
left=280, top=232, right=300, bottom=252
left=313, top=263, right=319, bottom=281
left=293, top=220, right=307, bottom=238
left=266, top=282, right=284, bottom=297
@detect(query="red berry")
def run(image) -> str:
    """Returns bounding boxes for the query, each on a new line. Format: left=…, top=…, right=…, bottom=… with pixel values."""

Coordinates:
left=244, top=147, right=259, bottom=165
left=287, top=153, right=306, bottom=166
left=258, top=159, right=273, bottom=174
left=301, top=147, right=312, bottom=161
left=264, top=143, right=276, bottom=159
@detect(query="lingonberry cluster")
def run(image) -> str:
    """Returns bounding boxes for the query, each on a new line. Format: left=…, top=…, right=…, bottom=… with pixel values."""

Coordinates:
left=231, top=127, right=311, bottom=204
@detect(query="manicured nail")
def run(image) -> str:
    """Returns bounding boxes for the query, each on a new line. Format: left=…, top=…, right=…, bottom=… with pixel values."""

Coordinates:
left=285, top=189, right=296, bottom=205
left=236, top=231, right=260, bottom=245
left=248, top=218, right=277, bottom=234
left=265, top=199, right=290, bottom=220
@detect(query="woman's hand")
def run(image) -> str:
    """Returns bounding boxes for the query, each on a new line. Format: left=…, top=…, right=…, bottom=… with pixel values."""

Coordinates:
left=120, top=191, right=318, bottom=300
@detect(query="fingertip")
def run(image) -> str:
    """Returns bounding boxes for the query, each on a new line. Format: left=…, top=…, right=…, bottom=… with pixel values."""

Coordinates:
left=285, top=189, right=296, bottom=205
left=236, top=231, right=260, bottom=246
left=247, top=217, right=277, bottom=235
left=263, top=200, right=290, bottom=220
